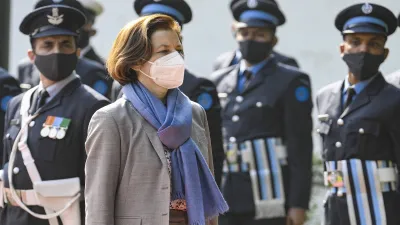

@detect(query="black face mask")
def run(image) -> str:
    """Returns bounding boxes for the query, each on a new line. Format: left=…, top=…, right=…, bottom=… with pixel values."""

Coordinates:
left=78, top=30, right=90, bottom=48
left=239, top=40, right=273, bottom=64
left=342, top=52, right=385, bottom=81
left=34, top=53, right=78, bottom=81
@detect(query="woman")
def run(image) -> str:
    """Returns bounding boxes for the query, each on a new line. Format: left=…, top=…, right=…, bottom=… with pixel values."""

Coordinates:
left=84, top=14, right=228, bottom=225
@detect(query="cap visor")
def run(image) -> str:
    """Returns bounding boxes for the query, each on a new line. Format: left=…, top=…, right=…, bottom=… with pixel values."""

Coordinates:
left=31, top=28, right=78, bottom=38
left=236, top=20, right=275, bottom=28
left=343, top=26, right=387, bottom=36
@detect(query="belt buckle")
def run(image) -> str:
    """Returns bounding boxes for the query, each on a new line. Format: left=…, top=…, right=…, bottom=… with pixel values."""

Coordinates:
left=5, top=189, right=21, bottom=206
left=226, top=149, right=238, bottom=164
left=326, top=171, right=344, bottom=188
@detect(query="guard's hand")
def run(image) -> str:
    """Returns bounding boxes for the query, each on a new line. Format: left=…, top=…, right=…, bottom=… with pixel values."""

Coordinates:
left=286, top=207, right=306, bottom=225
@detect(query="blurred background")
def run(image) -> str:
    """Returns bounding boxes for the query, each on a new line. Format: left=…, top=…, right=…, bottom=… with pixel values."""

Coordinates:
left=8, top=0, right=400, bottom=91
left=4, top=1, right=400, bottom=224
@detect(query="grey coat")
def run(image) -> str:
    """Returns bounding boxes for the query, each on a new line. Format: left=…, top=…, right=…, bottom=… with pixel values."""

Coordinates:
left=85, top=98, right=218, bottom=225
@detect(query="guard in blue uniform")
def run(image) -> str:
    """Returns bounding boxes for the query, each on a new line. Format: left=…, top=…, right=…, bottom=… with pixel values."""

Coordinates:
left=76, top=0, right=105, bottom=65
left=110, top=0, right=225, bottom=187
left=210, top=1, right=313, bottom=224
left=0, top=1, right=109, bottom=224
left=17, top=0, right=112, bottom=98
left=212, top=0, right=299, bottom=74
left=316, top=3, right=400, bottom=225
left=0, top=68, right=21, bottom=163
left=385, top=13, right=400, bottom=87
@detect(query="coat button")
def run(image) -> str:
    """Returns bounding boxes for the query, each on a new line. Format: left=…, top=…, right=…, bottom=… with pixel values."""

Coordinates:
left=29, top=121, right=35, bottom=127
left=13, top=167, right=19, bottom=174
left=232, top=115, right=239, bottom=122
left=359, top=128, right=365, bottom=134
left=236, top=96, right=243, bottom=103
left=229, top=137, right=236, bottom=143
left=256, top=102, right=263, bottom=108
left=6, top=133, right=10, bottom=139
left=335, top=142, right=342, bottom=148
left=337, top=119, right=344, bottom=126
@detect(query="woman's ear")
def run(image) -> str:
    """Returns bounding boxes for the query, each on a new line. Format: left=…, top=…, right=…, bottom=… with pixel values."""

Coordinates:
left=131, top=65, right=141, bottom=72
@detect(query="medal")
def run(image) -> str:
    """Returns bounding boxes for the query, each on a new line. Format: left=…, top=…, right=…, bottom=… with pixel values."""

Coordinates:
left=49, top=117, right=63, bottom=139
left=41, top=116, right=55, bottom=137
left=56, top=129, right=66, bottom=139
left=56, top=118, right=71, bottom=139
left=40, top=126, right=50, bottom=137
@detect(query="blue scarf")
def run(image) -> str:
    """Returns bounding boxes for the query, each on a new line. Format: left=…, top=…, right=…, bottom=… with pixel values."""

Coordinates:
left=122, top=82, right=228, bottom=225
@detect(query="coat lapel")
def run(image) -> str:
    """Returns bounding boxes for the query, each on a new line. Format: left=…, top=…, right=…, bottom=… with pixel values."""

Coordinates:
left=242, top=59, right=277, bottom=94
left=142, top=121, right=167, bottom=167
left=38, top=78, right=81, bottom=114
left=219, top=65, right=240, bottom=95
left=324, top=81, right=343, bottom=119
left=340, top=73, right=385, bottom=119
left=221, top=51, right=236, bottom=69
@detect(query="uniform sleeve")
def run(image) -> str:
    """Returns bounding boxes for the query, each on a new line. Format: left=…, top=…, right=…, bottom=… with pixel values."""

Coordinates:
left=389, top=102, right=400, bottom=184
left=283, top=75, right=313, bottom=209
left=193, top=83, right=224, bottom=187
left=85, top=109, right=120, bottom=225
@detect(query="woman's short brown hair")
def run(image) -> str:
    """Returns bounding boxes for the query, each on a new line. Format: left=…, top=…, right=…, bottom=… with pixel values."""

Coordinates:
left=106, top=14, right=182, bottom=85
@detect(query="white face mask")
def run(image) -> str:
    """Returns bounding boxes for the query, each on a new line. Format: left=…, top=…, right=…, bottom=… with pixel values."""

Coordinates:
left=139, top=51, right=185, bottom=89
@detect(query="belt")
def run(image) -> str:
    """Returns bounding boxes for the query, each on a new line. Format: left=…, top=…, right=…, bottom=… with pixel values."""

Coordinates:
left=4, top=188, right=39, bottom=206
left=324, top=160, right=397, bottom=196
left=4, top=187, right=85, bottom=207
left=222, top=137, right=287, bottom=219
left=324, top=159, right=398, bottom=225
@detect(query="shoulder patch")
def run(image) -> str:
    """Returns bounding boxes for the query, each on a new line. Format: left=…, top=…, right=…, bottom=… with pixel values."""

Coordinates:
left=197, top=92, right=213, bottom=110
left=295, top=86, right=310, bottom=102
left=1, top=95, right=13, bottom=112
left=93, top=80, right=108, bottom=96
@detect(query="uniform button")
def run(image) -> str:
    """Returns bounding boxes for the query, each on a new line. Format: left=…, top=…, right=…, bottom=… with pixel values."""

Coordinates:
left=29, top=121, right=35, bottom=127
left=13, top=167, right=19, bottom=174
left=6, top=133, right=10, bottom=139
left=359, top=128, right=365, bottom=134
left=316, top=129, right=321, bottom=133
left=236, top=96, right=243, bottom=103
left=337, top=119, right=344, bottom=126
left=335, top=142, right=342, bottom=148
left=232, top=115, right=240, bottom=122
left=229, top=137, right=236, bottom=143
left=256, top=102, right=263, bottom=108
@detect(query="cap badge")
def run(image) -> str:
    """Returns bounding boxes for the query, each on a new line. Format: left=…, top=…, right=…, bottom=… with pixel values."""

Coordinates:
left=52, top=0, right=63, bottom=3
left=47, top=7, right=64, bottom=25
left=247, top=0, right=258, bottom=8
left=361, top=3, right=373, bottom=14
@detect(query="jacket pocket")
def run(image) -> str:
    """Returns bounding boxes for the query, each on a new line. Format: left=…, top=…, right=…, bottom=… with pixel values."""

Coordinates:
left=115, top=216, right=142, bottom=225
left=347, top=120, right=380, bottom=153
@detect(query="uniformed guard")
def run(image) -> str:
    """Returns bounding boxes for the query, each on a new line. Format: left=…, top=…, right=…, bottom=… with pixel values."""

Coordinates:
left=316, top=3, right=400, bottom=225
left=110, top=0, right=225, bottom=187
left=17, top=1, right=112, bottom=98
left=210, top=0, right=313, bottom=224
left=385, top=13, right=400, bottom=87
left=212, top=0, right=300, bottom=74
left=0, top=0, right=109, bottom=224
left=76, top=0, right=105, bottom=65
left=0, top=68, right=21, bottom=164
